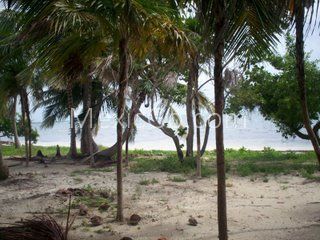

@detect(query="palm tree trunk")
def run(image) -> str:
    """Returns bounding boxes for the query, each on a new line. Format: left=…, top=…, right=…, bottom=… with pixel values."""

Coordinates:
left=116, top=38, right=129, bottom=222
left=0, top=141, right=9, bottom=181
left=193, top=56, right=201, bottom=177
left=67, top=81, right=77, bottom=159
left=81, top=78, right=93, bottom=160
left=295, top=1, right=320, bottom=166
left=186, top=67, right=195, bottom=157
left=214, top=0, right=228, bottom=239
left=12, top=95, right=21, bottom=148
left=24, top=91, right=32, bottom=160
left=125, top=134, right=129, bottom=167
left=20, top=89, right=30, bottom=167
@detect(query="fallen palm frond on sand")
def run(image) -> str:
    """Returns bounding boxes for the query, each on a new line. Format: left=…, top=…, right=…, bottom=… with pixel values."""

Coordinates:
left=0, top=197, right=75, bottom=240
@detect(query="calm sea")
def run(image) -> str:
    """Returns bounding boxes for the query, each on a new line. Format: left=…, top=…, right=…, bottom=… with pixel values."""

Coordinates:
left=32, top=110, right=313, bottom=151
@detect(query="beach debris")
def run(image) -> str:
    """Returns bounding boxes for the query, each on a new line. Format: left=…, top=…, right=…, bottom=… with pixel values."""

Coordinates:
left=99, top=189, right=115, bottom=201
left=128, top=214, right=141, bottom=226
left=0, top=215, right=69, bottom=240
left=98, top=203, right=110, bottom=211
left=90, top=215, right=103, bottom=226
left=188, top=216, right=198, bottom=226
left=56, top=188, right=91, bottom=197
left=79, top=204, right=88, bottom=216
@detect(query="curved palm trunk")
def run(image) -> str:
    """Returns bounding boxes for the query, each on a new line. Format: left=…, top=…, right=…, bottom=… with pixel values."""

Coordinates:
left=67, top=81, right=77, bottom=159
left=81, top=78, right=94, bottom=160
left=214, top=0, right=228, bottom=239
left=200, top=115, right=216, bottom=156
left=125, top=91, right=147, bottom=166
left=95, top=92, right=145, bottom=160
left=138, top=112, right=185, bottom=161
left=116, top=38, right=129, bottom=222
left=295, top=1, right=320, bottom=166
left=12, top=95, right=21, bottom=148
left=0, top=142, right=9, bottom=181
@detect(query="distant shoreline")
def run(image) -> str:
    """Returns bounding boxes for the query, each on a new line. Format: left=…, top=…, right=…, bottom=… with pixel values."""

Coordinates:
left=30, top=143, right=313, bottom=152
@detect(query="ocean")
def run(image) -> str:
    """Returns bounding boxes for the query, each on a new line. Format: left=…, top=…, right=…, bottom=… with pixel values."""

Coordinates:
left=32, top=110, right=313, bottom=151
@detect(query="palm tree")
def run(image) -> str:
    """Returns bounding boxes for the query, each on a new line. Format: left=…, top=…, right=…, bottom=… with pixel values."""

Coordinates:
left=212, top=2, right=228, bottom=239
left=16, top=0, right=191, bottom=221
left=196, top=0, right=287, bottom=239
left=0, top=9, right=34, bottom=166
left=292, top=0, right=320, bottom=165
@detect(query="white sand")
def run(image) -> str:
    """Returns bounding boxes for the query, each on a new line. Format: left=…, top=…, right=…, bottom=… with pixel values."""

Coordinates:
left=0, top=161, right=319, bottom=240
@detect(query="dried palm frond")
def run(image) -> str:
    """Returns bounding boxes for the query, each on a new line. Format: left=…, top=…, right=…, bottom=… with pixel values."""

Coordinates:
left=0, top=215, right=66, bottom=240
left=0, top=197, right=75, bottom=240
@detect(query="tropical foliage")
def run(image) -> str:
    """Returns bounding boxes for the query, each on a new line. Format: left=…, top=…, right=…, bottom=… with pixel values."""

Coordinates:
left=226, top=35, right=320, bottom=141
left=0, top=0, right=320, bottom=239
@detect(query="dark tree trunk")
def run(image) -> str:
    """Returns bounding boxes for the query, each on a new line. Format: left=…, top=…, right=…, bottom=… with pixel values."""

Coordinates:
left=0, top=142, right=9, bottom=181
left=95, top=129, right=129, bottom=160
left=67, top=81, right=77, bottom=159
left=186, top=66, right=195, bottom=157
left=200, top=115, right=216, bottom=156
left=24, top=91, right=32, bottom=162
left=214, top=0, right=228, bottom=239
left=12, top=95, right=21, bottom=149
left=116, top=38, right=129, bottom=222
left=193, top=56, right=201, bottom=177
left=172, top=135, right=184, bottom=161
left=295, top=1, right=320, bottom=166
left=81, top=78, right=94, bottom=160
left=20, top=89, right=30, bottom=167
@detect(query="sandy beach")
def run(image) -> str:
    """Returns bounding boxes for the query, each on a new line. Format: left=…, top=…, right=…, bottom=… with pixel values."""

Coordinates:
left=1, top=160, right=319, bottom=240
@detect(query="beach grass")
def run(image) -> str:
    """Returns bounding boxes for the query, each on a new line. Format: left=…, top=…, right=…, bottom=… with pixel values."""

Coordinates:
left=2, top=145, right=318, bottom=178
left=2, top=145, right=70, bottom=157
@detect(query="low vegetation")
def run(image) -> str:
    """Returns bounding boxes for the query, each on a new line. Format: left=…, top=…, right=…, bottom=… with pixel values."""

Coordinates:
left=3, top=145, right=318, bottom=179
left=129, top=147, right=319, bottom=179
left=2, top=145, right=70, bottom=157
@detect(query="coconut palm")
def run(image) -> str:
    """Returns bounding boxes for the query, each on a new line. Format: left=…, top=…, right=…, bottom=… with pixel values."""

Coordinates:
left=34, top=79, right=118, bottom=155
left=35, top=34, right=111, bottom=158
left=14, top=0, right=191, bottom=221
left=0, top=9, right=35, bottom=166
left=196, top=0, right=288, bottom=239
left=291, top=0, right=320, bottom=165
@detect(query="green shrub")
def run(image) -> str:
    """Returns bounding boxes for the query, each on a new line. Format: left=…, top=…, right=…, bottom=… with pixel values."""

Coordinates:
left=169, top=176, right=187, bottom=182
left=131, top=155, right=214, bottom=177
